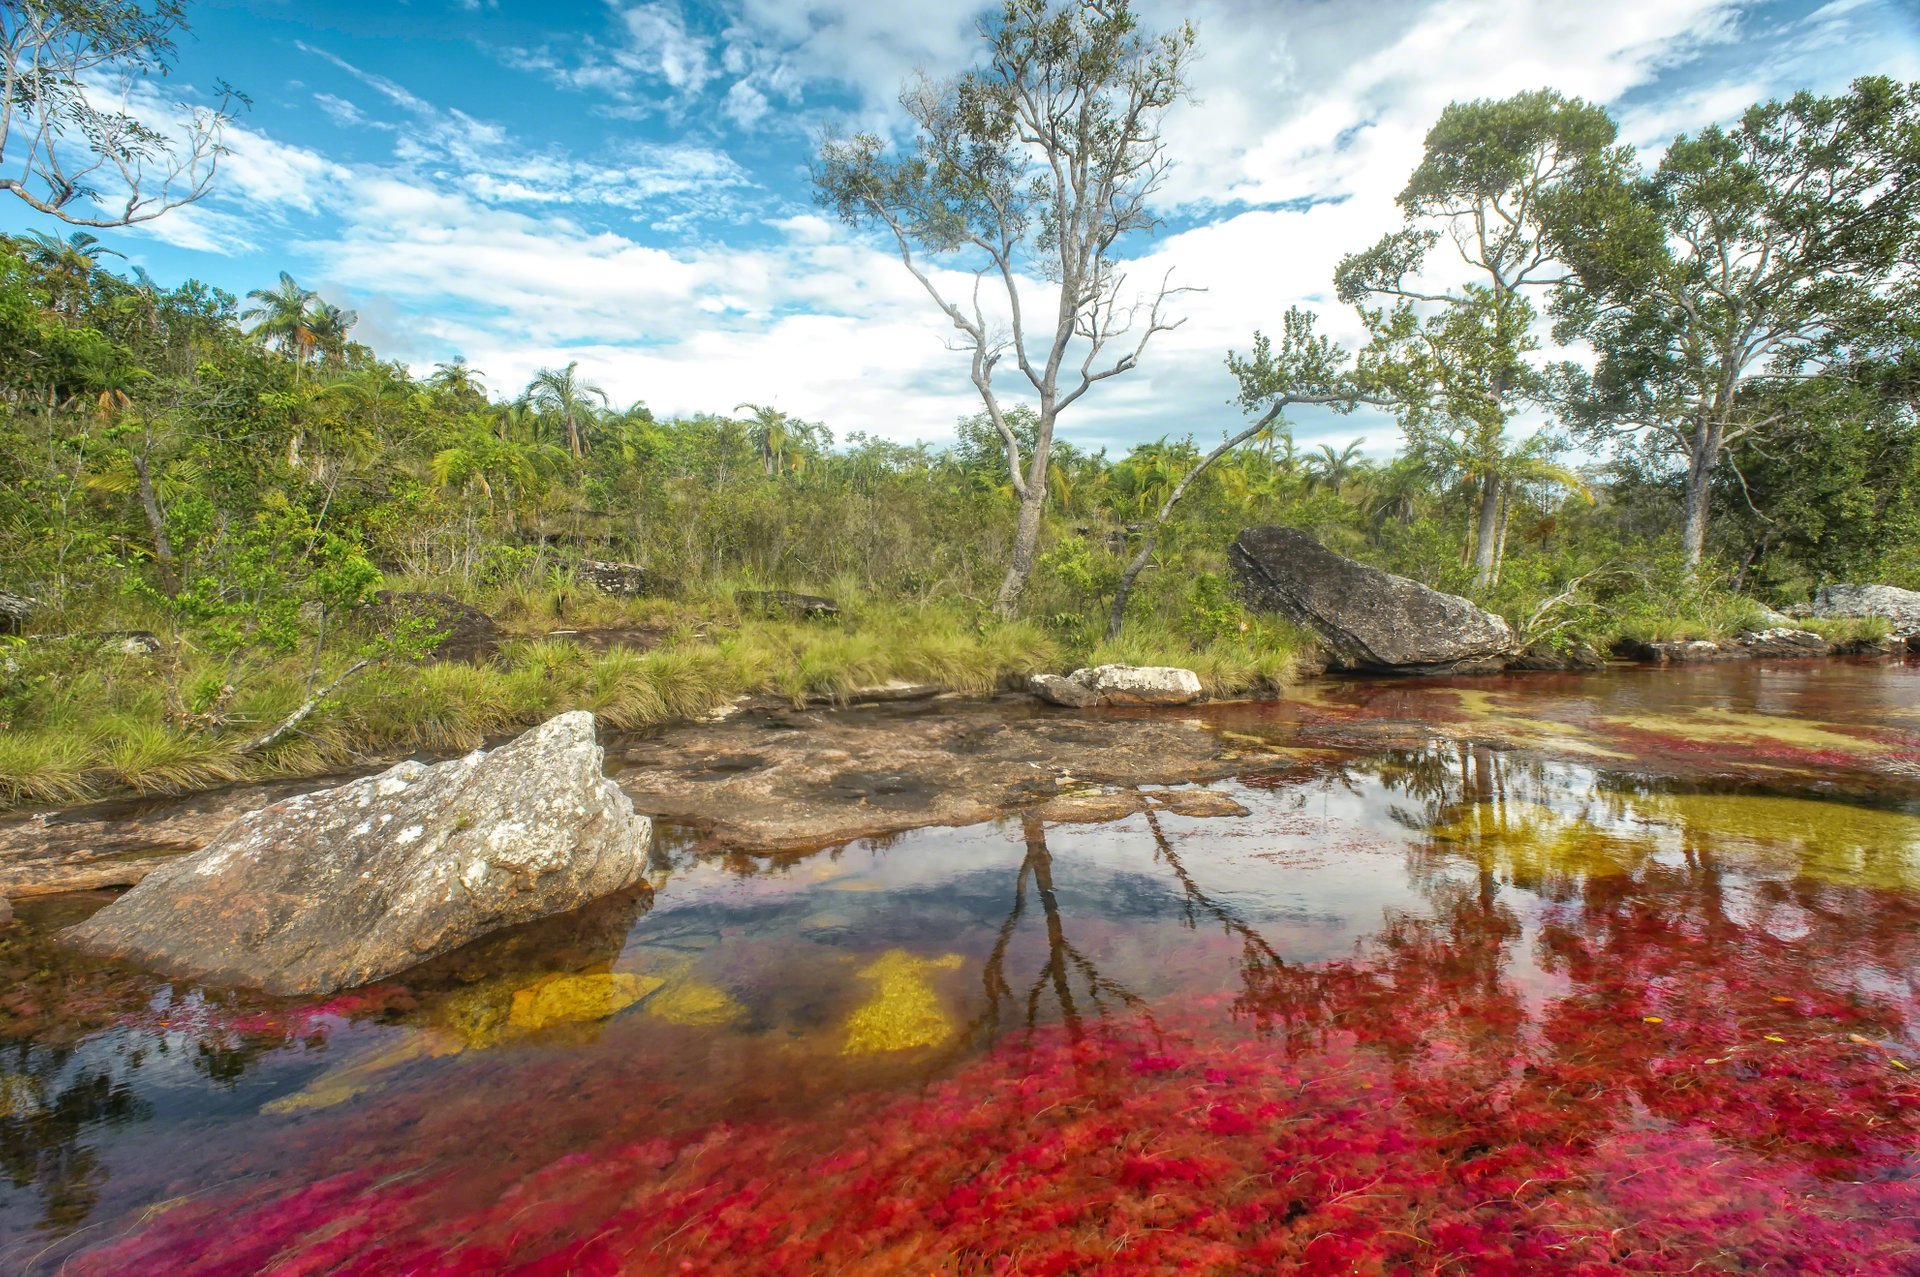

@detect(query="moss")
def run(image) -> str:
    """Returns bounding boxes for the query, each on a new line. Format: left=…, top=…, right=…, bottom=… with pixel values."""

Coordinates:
left=1623, top=792, right=1920, bottom=890
left=842, top=950, right=966, bottom=1055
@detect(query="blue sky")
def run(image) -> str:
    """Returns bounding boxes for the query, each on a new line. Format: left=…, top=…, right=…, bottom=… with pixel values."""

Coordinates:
left=9, top=0, right=1919, bottom=453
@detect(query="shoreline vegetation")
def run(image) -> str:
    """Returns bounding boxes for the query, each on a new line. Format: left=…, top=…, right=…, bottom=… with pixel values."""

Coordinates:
left=2, top=5, right=1916, bottom=819
left=0, top=573, right=1903, bottom=815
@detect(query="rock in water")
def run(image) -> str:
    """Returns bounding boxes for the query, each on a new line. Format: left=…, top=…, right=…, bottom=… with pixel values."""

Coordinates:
left=1229, top=526, right=1513, bottom=673
left=1806, top=583, right=1920, bottom=633
left=1029, top=665, right=1203, bottom=707
left=60, top=712, right=651, bottom=995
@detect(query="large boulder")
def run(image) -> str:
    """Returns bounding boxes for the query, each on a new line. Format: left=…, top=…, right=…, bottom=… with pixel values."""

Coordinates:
left=60, top=712, right=652, bottom=995
left=1029, top=665, right=1204, bottom=707
left=1229, top=526, right=1513, bottom=672
left=1804, top=583, right=1920, bottom=633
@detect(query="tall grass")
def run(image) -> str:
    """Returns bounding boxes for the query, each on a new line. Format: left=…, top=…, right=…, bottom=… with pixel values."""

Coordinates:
left=0, top=598, right=1079, bottom=811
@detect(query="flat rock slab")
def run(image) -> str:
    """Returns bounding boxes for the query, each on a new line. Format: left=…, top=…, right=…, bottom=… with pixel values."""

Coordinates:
left=616, top=698, right=1237, bottom=851
left=0, top=777, right=345, bottom=898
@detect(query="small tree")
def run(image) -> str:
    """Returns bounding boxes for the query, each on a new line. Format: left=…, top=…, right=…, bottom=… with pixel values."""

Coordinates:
left=1549, top=77, right=1920, bottom=568
left=815, top=0, right=1194, bottom=617
left=1105, top=307, right=1376, bottom=637
left=1336, top=89, right=1619, bottom=587
left=1, top=0, right=243, bottom=226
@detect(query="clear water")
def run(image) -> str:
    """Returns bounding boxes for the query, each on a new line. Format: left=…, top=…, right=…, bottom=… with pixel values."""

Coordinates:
left=3, top=661, right=1919, bottom=1274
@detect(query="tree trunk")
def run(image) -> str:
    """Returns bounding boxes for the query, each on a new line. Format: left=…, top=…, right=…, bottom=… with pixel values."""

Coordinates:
left=1680, top=421, right=1723, bottom=570
left=994, top=481, right=1047, bottom=618
left=1471, top=473, right=1502, bottom=588
left=131, top=452, right=179, bottom=596
left=993, top=414, right=1056, bottom=618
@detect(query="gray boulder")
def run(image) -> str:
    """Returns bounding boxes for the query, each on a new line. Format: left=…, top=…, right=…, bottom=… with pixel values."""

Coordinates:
left=1805, top=583, right=1920, bottom=633
left=1030, top=665, right=1203, bottom=707
left=0, top=591, right=35, bottom=636
left=577, top=559, right=666, bottom=597
left=1229, top=526, right=1513, bottom=672
left=61, top=712, right=652, bottom=995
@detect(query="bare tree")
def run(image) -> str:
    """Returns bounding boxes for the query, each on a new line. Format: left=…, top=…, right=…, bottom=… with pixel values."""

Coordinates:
left=815, top=0, right=1194, bottom=617
left=1, top=0, right=243, bottom=227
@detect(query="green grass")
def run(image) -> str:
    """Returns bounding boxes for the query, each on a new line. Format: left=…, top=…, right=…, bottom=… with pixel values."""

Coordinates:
left=1796, top=615, right=1894, bottom=644
left=0, top=598, right=1074, bottom=812
left=1078, top=615, right=1311, bottom=697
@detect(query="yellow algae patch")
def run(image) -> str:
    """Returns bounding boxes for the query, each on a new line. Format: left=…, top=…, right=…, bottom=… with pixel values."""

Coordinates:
left=508, top=972, right=665, bottom=1033
left=434, top=969, right=663, bottom=1047
left=262, top=1033, right=463, bottom=1115
left=1621, top=792, right=1920, bottom=890
left=644, top=979, right=748, bottom=1027
left=0, top=1072, right=42, bottom=1120
left=842, top=949, right=966, bottom=1055
left=1442, top=689, right=1632, bottom=761
left=1427, top=801, right=1655, bottom=883
left=1603, top=707, right=1884, bottom=757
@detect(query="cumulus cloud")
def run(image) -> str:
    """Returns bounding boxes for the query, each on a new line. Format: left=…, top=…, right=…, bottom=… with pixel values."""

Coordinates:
left=118, top=0, right=1920, bottom=453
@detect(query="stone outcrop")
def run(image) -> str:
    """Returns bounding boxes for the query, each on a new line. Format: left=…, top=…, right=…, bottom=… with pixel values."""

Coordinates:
left=60, top=712, right=652, bottom=995
left=364, top=590, right=500, bottom=661
left=1029, top=665, right=1204, bottom=707
left=577, top=560, right=667, bottom=597
left=1618, top=629, right=1836, bottom=664
left=0, top=591, right=35, bottom=636
left=1803, top=584, right=1920, bottom=634
left=738, top=589, right=840, bottom=620
left=1228, top=526, right=1513, bottom=673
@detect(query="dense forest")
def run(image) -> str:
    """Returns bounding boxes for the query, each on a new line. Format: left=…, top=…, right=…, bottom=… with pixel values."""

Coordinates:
left=0, top=0, right=1916, bottom=810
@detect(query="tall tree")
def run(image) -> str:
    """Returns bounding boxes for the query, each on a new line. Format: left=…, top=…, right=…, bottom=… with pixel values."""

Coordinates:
left=815, top=0, right=1195, bottom=617
left=241, top=271, right=316, bottom=361
left=526, top=360, right=606, bottom=460
left=1549, top=76, right=1920, bottom=568
left=1, top=0, right=242, bottom=226
left=1337, top=89, right=1620, bottom=587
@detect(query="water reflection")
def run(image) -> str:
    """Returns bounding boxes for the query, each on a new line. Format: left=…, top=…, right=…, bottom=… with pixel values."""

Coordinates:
left=4, top=664, right=1920, bottom=1270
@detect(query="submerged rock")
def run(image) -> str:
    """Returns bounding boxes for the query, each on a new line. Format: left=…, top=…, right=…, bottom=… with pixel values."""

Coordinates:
left=60, top=712, right=652, bottom=995
left=1029, top=664, right=1204, bottom=707
left=842, top=949, right=965, bottom=1054
left=1228, top=526, right=1513, bottom=673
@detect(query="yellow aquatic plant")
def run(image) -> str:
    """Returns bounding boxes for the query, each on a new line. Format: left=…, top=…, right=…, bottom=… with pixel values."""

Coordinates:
left=842, top=949, right=966, bottom=1055
left=1427, top=800, right=1654, bottom=884
left=508, top=972, right=666, bottom=1033
left=644, top=979, right=748, bottom=1026
left=1622, top=792, right=1920, bottom=891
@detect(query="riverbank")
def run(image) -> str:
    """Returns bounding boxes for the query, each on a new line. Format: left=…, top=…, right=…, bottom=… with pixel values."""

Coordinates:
left=8, top=654, right=1917, bottom=903
left=2, top=567, right=1913, bottom=824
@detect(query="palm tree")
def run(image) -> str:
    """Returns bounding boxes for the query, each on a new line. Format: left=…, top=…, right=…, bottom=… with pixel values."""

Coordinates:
left=527, top=361, right=607, bottom=459
left=242, top=271, right=319, bottom=362
left=23, top=228, right=123, bottom=312
left=427, top=359, right=488, bottom=405
left=1303, top=438, right=1368, bottom=494
left=307, top=300, right=359, bottom=364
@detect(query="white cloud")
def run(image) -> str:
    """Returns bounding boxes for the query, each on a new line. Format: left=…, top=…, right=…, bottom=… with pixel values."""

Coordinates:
left=113, top=0, right=1920, bottom=456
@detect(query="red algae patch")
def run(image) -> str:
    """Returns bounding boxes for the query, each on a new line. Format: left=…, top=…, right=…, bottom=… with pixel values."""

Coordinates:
left=9, top=663, right=1920, bottom=1275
